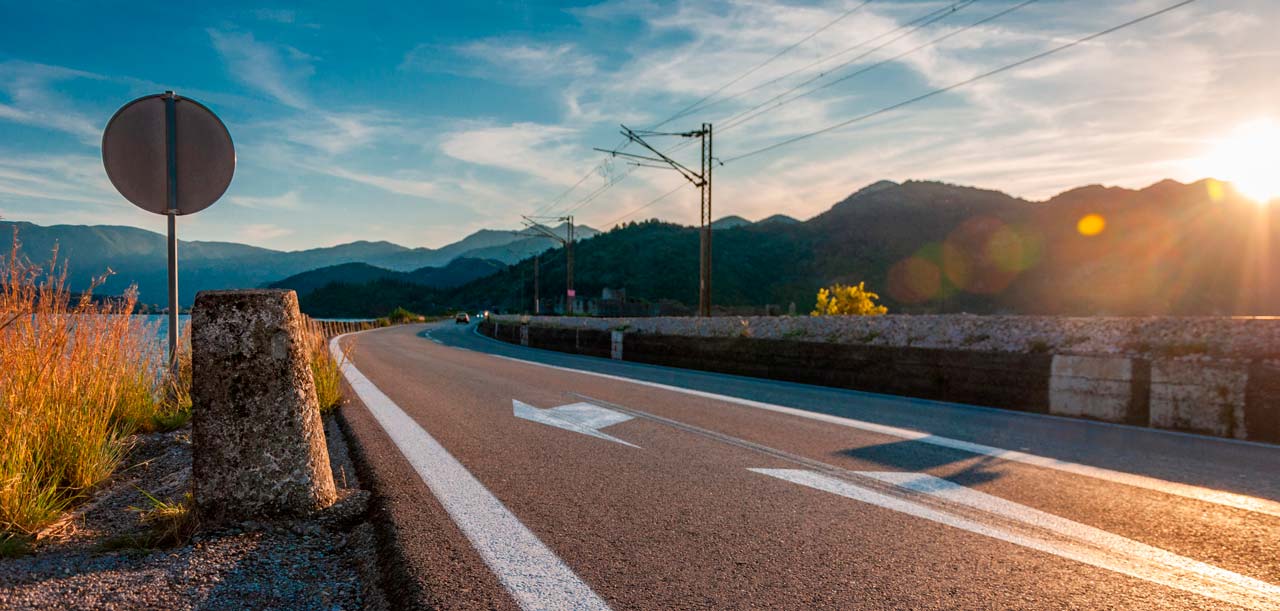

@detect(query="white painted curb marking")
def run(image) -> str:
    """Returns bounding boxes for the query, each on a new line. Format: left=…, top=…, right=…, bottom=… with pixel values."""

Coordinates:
left=331, top=335, right=613, bottom=611
left=753, top=469, right=1280, bottom=610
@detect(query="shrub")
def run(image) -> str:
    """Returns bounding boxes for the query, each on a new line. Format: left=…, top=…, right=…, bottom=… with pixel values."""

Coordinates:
left=811, top=282, right=888, bottom=316
left=385, top=306, right=419, bottom=325
left=0, top=238, right=175, bottom=534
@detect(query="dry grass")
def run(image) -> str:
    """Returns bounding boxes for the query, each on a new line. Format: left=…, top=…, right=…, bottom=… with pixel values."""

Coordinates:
left=301, top=321, right=345, bottom=412
left=0, top=235, right=184, bottom=535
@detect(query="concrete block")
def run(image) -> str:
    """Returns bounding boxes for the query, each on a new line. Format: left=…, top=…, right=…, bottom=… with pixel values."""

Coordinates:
left=1049, top=355, right=1138, bottom=423
left=191, top=289, right=337, bottom=521
left=1150, top=359, right=1248, bottom=439
left=1245, top=361, right=1280, bottom=443
left=611, top=330, right=624, bottom=360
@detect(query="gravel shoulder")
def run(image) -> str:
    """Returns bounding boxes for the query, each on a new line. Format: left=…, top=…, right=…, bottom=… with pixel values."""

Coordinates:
left=0, top=411, right=385, bottom=611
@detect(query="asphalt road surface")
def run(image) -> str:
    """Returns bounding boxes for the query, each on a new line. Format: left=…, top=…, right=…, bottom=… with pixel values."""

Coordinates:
left=333, top=322, right=1280, bottom=611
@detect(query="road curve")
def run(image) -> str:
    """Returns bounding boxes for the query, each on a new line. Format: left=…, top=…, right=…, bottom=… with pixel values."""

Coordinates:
left=334, top=321, right=1280, bottom=611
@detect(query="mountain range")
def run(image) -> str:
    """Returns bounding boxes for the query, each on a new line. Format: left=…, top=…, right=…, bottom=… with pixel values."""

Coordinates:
left=8, top=177, right=1273, bottom=317
left=339, top=177, right=1275, bottom=317
left=0, top=220, right=596, bottom=306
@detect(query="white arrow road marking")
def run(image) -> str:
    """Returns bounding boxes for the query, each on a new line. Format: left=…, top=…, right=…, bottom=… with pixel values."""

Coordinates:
left=752, top=468, right=1280, bottom=610
left=513, top=400, right=640, bottom=448
left=469, top=329, right=1280, bottom=519
left=332, top=336, right=613, bottom=611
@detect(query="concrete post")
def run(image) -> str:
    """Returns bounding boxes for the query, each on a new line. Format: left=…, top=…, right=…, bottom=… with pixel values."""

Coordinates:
left=191, top=289, right=337, bottom=521
left=611, top=330, right=624, bottom=360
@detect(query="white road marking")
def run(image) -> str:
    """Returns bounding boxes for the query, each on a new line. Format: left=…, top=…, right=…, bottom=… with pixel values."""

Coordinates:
left=753, top=468, right=1280, bottom=610
left=513, top=400, right=640, bottom=448
left=331, top=336, right=613, bottom=611
left=460, top=328, right=1280, bottom=518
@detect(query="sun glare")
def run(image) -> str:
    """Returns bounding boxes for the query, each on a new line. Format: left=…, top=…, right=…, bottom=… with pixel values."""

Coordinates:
left=1196, top=119, right=1280, bottom=204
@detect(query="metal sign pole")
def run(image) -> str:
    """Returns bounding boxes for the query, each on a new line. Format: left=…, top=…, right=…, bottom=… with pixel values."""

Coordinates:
left=164, top=91, right=179, bottom=376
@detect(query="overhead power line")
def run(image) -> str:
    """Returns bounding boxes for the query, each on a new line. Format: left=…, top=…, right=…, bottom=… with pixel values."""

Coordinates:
left=722, top=0, right=1199, bottom=164
left=672, top=0, right=975, bottom=124
left=712, top=0, right=977, bottom=132
left=529, top=1, right=883, bottom=220
left=719, top=0, right=1040, bottom=133
left=655, top=0, right=873, bottom=128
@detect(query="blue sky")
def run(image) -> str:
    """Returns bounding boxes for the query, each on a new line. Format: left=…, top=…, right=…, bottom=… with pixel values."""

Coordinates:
left=1, top=0, right=1276, bottom=250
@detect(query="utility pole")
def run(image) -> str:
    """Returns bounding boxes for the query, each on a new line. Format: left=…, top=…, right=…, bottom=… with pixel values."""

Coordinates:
left=699, top=123, right=712, bottom=318
left=596, top=124, right=715, bottom=316
left=520, top=215, right=576, bottom=315
left=533, top=253, right=540, bottom=314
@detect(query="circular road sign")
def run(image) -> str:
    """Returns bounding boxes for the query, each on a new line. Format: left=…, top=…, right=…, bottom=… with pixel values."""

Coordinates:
left=102, top=92, right=235, bottom=215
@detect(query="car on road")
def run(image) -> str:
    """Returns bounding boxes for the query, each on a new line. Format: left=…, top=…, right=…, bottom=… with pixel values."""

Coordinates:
left=454, top=312, right=470, bottom=324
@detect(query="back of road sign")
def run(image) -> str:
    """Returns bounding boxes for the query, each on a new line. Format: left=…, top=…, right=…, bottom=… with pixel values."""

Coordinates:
left=102, top=94, right=235, bottom=215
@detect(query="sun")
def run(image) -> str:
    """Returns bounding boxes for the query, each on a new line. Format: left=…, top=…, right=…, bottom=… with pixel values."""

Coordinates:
left=1196, top=119, right=1280, bottom=204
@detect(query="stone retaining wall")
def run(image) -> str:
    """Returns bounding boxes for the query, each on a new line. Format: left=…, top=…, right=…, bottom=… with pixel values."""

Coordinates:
left=483, top=315, right=1280, bottom=443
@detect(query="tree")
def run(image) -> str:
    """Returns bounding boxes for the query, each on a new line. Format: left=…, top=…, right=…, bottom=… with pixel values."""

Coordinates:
left=811, top=282, right=888, bottom=316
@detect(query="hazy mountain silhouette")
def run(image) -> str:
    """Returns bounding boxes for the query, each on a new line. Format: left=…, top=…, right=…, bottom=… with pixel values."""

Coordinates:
left=0, top=220, right=596, bottom=306
left=268, top=258, right=504, bottom=295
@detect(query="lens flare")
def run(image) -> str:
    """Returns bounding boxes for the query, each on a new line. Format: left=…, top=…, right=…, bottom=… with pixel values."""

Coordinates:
left=1195, top=119, right=1280, bottom=204
left=1077, top=214, right=1106, bottom=237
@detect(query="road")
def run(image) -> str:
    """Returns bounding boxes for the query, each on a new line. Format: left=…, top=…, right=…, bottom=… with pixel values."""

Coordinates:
left=333, top=322, right=1280, bottom=610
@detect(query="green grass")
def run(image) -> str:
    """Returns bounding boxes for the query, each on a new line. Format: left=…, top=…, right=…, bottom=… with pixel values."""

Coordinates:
left=0, top=532, right=33, bottom=558
left=102, top=489, right=199, bottom=551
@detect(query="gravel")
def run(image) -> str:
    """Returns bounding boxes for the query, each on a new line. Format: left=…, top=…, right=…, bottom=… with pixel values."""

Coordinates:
left=0, top=413, right=385, bottom=611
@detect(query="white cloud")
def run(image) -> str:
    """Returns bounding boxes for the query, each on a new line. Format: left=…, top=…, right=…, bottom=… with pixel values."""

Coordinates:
left=228, top=190, right=304, bottom=210
left=402, top=40, right=597, bottom=84
left=0, top=61, right=105, bottom=143
left=207, top=29, right=314, bottom=109
left=279, top=111, right=400, bottom=155
left=314, top=165, right=438, bottom=199
left=0, top=153, right=123, bottom=208
left=438, top=122, right=589, bottom=185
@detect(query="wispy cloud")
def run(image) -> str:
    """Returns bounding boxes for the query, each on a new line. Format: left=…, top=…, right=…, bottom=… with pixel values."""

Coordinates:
left=228, top=190, right=304, bottom=210
left=0, top=153, right=122, bottom=208
left=0, top=61, right=105, bottom=143
left=207, top=29, right=314, bottom=109
left=438, top=122, right=588, bottom=185
left=401, top=39, right=597, bottom=84
left=313, top=164, right=438, bottom=199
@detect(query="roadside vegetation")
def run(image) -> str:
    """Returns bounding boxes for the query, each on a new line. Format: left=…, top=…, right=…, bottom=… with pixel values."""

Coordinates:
left=0, top=239, right=189, bottom=538
left=811, top=282, right=888, bottom=316
left=302, top=321, right=345, bottom=412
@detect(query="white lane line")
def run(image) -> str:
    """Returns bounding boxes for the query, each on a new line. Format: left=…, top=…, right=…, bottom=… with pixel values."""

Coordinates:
left=513, top=400, right=640, bottom=449
left=753, top=469, right=1280, bottom=611
left=460, top=332, right=1280, bottom=519
left=331, top=336, right=613, bottom=611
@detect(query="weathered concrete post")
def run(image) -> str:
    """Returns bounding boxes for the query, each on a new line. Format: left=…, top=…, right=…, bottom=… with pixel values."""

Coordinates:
left=191, top=289, right=337, bottom=521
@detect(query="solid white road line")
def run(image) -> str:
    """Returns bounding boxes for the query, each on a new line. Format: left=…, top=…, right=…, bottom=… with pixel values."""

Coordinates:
left=331, top=336, right=613, bottom=611
left=460, top=329, right=1280, bottom=519
left=753, top=469, right=1280, bottom=611
left=513, top=400, right=640, bottom=449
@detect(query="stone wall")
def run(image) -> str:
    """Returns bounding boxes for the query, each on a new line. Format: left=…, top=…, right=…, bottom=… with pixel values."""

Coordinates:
left=483, top=315, right=1280, bottom=443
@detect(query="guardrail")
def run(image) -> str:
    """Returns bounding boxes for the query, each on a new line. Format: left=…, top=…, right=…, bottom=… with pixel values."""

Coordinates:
left=301, top=316, right=380, bottom=338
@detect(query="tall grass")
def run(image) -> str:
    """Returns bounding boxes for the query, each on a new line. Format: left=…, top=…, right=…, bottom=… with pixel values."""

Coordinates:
left=301, top=319, right=345, bottom=412
left=0, top=236, right=182, bottom=535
